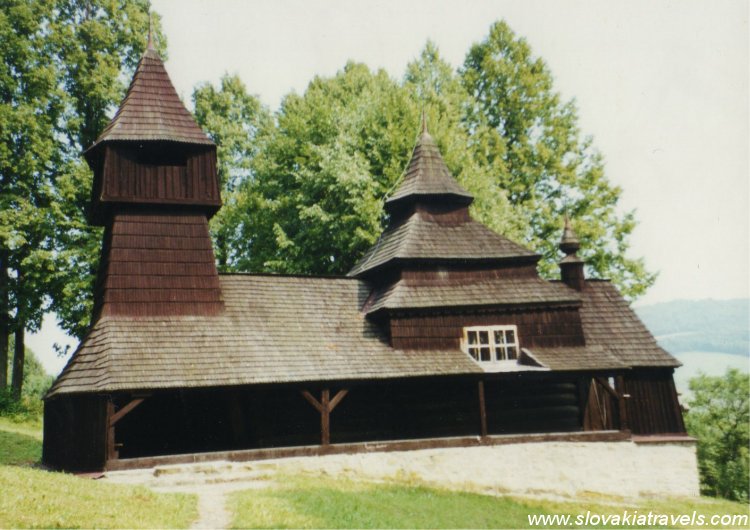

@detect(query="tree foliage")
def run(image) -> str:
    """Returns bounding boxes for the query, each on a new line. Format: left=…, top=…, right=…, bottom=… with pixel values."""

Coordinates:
left=1, top=0, right=164, bottom=403
left=461, top=21, right=654, bottom=296
left=192, top=74, right=273, bottom=269
left=203, top=25, right=653, bottom=298
left=686, top=369, right=749, bottom=502
left=0, top=0, right=64, bottom=396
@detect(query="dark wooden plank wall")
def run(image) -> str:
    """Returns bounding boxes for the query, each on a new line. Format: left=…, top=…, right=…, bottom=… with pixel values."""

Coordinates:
left=93, top=211, right=223, bottom=317
left=619, top=370, right=686, bottom=434
left=99, top=145, right=220, bottom=207
left=484, top=378, right=581, bottom=434
left=42, top=395, right=107, bottom=471
left=390, top=308, right=585, bottom=350
left=109, top=375, right=585, bottom=462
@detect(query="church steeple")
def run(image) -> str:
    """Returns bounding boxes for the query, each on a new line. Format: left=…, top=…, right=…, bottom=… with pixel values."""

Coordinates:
left=384, top=113, right=473, bottom=217
left=84, top=32, right=223, bottom=318
left=349, top=117, right=536, bottom=280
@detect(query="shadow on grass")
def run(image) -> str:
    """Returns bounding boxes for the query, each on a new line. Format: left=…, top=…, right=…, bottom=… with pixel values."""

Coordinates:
left=0, top=428, right=42, bottom=465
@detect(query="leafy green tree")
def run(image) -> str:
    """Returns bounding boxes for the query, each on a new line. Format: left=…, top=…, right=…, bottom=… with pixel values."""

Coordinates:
left=686, top=369, right=749, bottom=502
left=461, top=21, right=654, bottom=297
left=2, top=1, right=165, bottom=406
left=231, top=62, right=416, bottom=274
left=192, top=74, right=273, bottom=269
left=0, top=0, right=63, bottom=398
left=403, top=42, right=522, bottom=240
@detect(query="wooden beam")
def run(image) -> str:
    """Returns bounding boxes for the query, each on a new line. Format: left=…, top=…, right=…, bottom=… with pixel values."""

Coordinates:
left=301, top=390, right=324, bottom=414
left=110, top=397, right=145, bottom=426
left=615, top=376, right=629, bottom=431
left=321, top=389, right=330, bottom=446
left=301, top=388, right=349, bottom=446
left=106, top=400, right=117, bottom=460
left=329, top=389, right=349, bottom=412
left=594, top=377, right=621, bottom=400
left=478, top=381, right=488, bottom=438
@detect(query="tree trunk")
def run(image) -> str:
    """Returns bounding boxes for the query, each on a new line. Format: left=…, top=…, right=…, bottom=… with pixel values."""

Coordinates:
left=0, top=251, right=8, bottom=389
left=11, top=326, right=24, bottom=401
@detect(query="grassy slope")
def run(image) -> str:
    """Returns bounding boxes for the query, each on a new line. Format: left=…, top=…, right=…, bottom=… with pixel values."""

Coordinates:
left=0, top=417, right=198, bottom=529
left=230, top=476, right=750, bottom=529
left=0, top=417, right=42, bottom=466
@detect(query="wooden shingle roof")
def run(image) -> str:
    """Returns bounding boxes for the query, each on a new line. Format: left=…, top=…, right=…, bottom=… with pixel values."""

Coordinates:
left=385, top=127, right=473, bottom=209
left=576, top=280, right=680, bottom=368
left=364, top=275, right=580, bottom=314
left=349, top=213, right=538, bottom=277
left=47, top=275, right=484, bottom=396
left=47, top=276, right=678, bottom=398
left=87, top=46, right=213, bottom=150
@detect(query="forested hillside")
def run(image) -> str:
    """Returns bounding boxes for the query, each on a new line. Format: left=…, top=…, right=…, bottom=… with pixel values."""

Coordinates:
left=636, top=299, right=749, bottom=356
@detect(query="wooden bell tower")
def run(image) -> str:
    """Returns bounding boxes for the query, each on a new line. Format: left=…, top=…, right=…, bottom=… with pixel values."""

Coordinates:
left=83, top=40, right=223, bottom=318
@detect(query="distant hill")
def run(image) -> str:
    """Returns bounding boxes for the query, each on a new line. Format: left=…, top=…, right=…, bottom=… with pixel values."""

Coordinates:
left=635, top=298, right=749, bottom=356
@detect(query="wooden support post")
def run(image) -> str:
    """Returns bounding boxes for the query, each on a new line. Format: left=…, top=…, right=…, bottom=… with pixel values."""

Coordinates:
left=321, top=389, right=330, bottom=446
left=106, top=400, right=117, bottom=460
left=477, top=380, right=488, bottom=438
left=615, top=376, right=629, bottom=431
left=301, top=388, right=349, bottom=446
left=107, top=396, right=148, bottom=461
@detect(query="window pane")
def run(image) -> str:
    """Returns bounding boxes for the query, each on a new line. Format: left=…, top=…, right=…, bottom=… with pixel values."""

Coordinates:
left=478, top=331, right=489, bottom=344
left=468, top=347, right=478, bottom=361
left=494, top=330, right=505, bottom=345
left=480, top=347, right=491, bottom=361
left=495, top=347, right=505, bottom=361
left=507, top=329, right=516, bottom=344
left=507, top=346, right=517, bottom=360
left=468, top=331, right=478, bottom=345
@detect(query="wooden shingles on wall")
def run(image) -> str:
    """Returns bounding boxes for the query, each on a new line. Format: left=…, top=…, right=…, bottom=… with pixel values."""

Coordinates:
left=98, top=211, right=223, bottom=317
left=390, top=307, right=585, bottom=350
left=99, top=145, right=220, bottom=208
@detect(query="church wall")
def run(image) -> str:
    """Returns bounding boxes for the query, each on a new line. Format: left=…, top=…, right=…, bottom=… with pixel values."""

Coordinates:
left=389, top=307, right=585, bottom=350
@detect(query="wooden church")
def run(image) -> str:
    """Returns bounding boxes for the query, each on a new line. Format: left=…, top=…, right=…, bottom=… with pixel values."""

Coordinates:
left=42, top=40, right=686, bottom=472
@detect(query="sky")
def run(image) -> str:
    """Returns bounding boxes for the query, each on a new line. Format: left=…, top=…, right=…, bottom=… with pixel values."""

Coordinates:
left=29, top=0, right=749, bottom=375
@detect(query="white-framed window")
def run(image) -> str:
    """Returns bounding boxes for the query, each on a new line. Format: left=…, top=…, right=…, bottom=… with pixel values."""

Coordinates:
left=461, top=325, right=520, bottom=364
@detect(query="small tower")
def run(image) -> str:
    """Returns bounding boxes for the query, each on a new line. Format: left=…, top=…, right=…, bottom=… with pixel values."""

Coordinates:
left=559, top=216, right=585, bottom=291
left=83, top=37, right=223, bottom=318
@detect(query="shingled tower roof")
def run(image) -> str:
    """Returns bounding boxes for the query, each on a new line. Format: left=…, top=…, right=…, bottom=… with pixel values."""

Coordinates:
left=87, top=39, right=213, bottom=151
left=385, top=113, right=473, bottom=212
left=349, top=118, right=537, bottom=278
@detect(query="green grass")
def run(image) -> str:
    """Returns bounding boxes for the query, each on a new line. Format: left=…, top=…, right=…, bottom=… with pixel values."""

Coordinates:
left=0, top=416, right=198, bottom=529
left=0, top=465, right=198, bottom=528
left=0, top=416, right=43, bottom=465
left=229, top=475, right=750, bottom=529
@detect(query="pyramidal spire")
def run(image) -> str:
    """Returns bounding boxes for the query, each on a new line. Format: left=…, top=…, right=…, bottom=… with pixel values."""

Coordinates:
left=85, top=24, right=213, bottom=152
left=385, top=113, right=472, bottom=212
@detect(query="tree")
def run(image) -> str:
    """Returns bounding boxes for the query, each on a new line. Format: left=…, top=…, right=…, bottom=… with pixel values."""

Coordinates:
left=1, top=1, right=164, bottom=406
left=229, top=62, right=416, bottom=274
left=461, top=21, right=654, bottom=298
left=686, top=369, right=749, bottom=502
left=207, top=28, right=654, bottom=295
left=0, top=0, right=63, bottom=398
left=192, top=74, right=273, bottom=269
